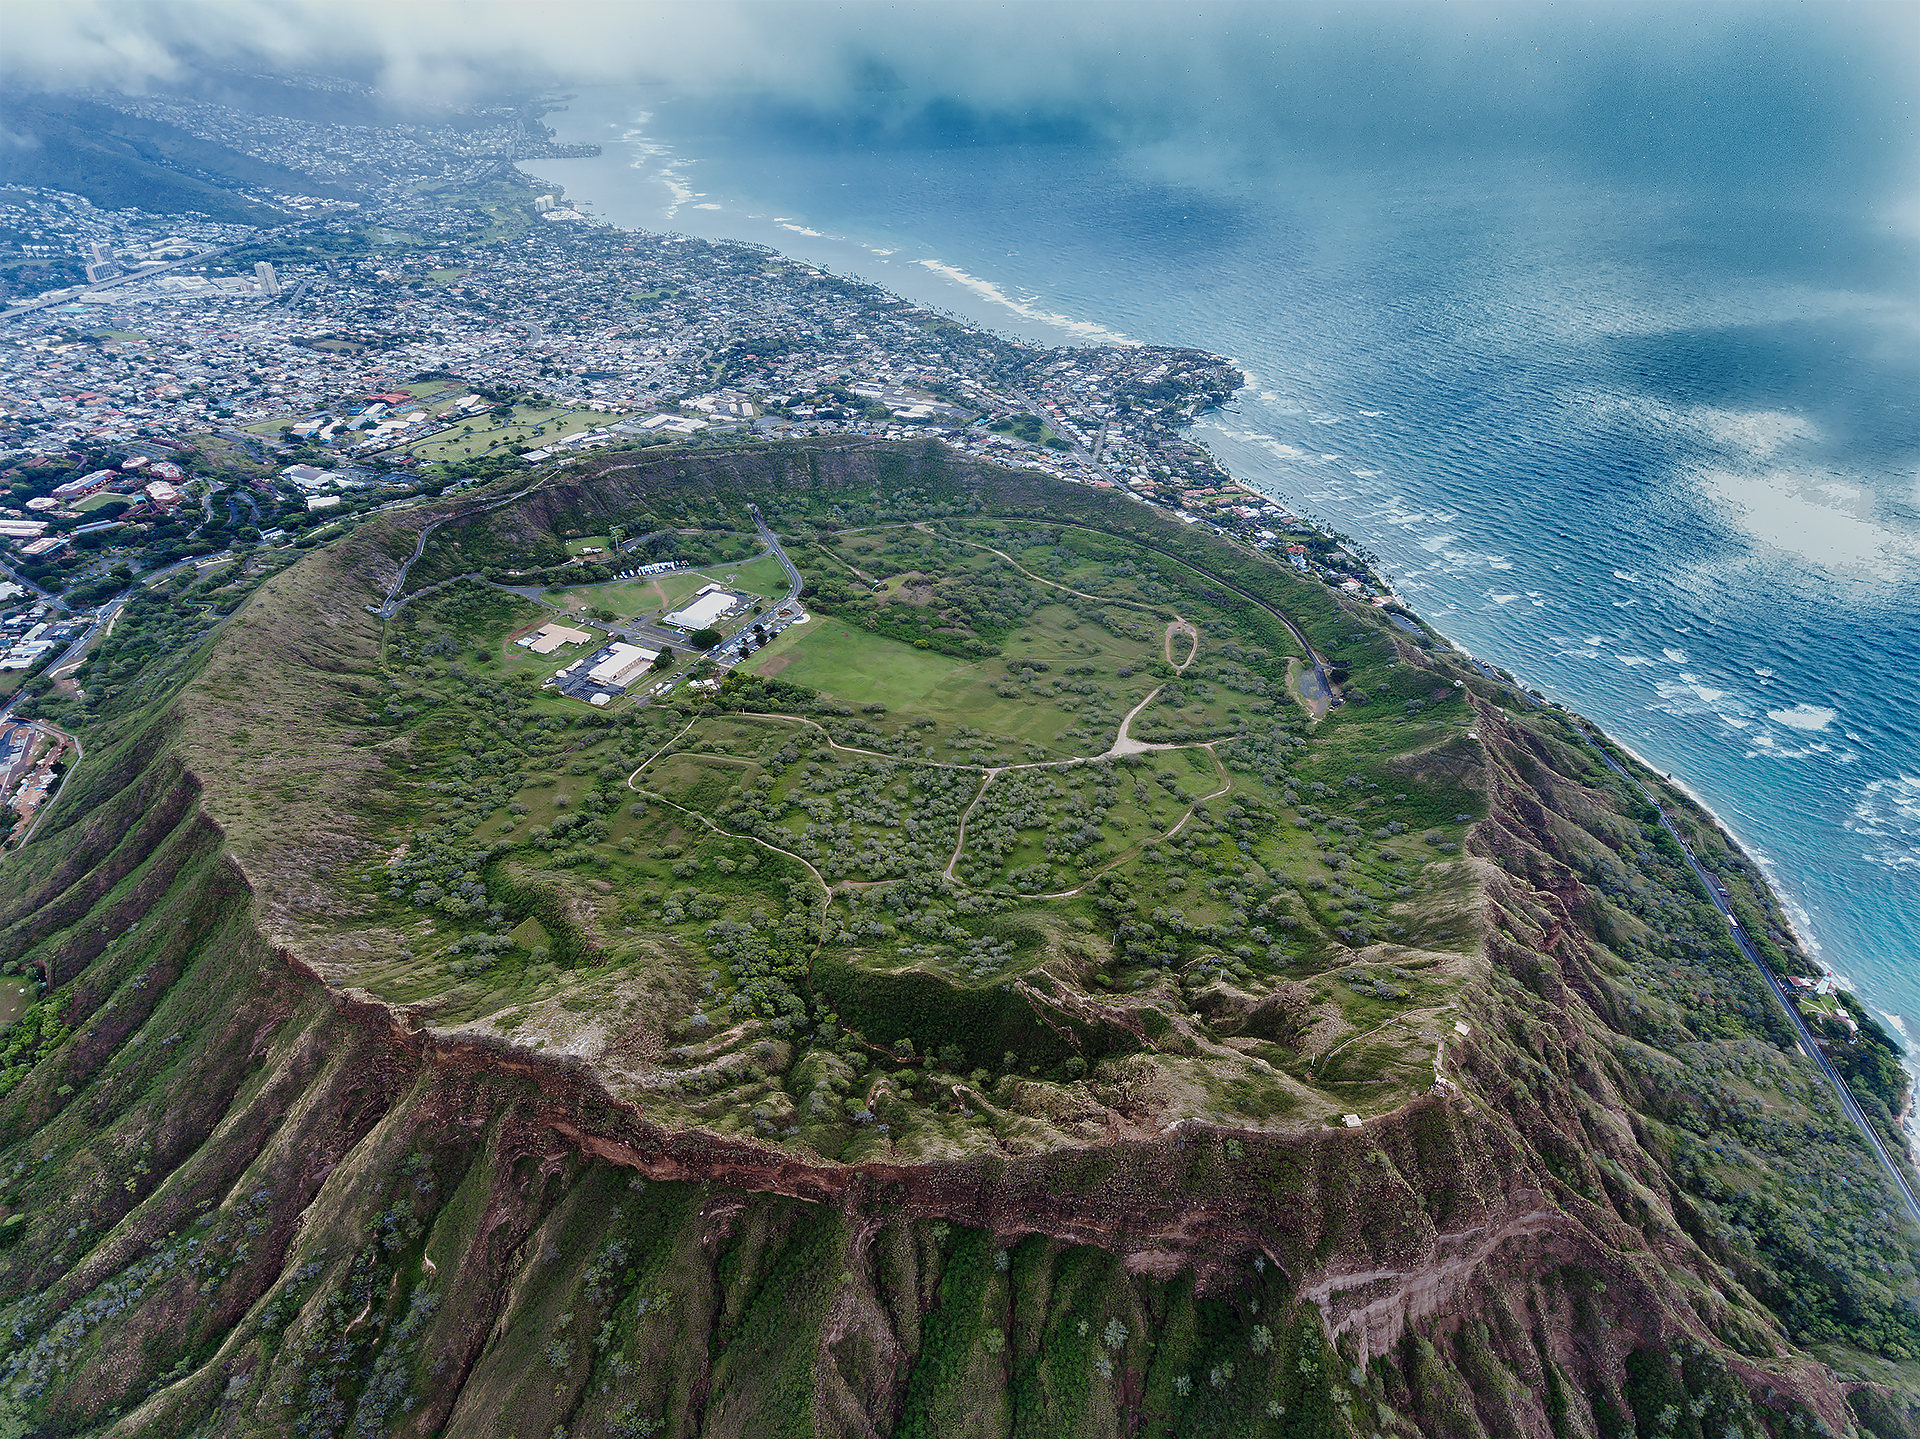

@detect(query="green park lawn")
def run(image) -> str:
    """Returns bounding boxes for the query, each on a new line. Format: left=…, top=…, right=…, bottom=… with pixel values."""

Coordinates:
left=748, top=607, right=1159, bottom=759
left=396, top=403, right=621, bottom=463
left=754, top=615, right=975, bottom=712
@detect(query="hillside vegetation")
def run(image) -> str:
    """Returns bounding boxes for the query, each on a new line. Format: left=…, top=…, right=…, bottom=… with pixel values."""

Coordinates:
left=0, top=439, right=1913, bottom=1438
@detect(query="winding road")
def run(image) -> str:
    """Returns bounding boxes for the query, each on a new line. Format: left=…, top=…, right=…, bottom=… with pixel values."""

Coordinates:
left=368, top=469, right=562, bottom=618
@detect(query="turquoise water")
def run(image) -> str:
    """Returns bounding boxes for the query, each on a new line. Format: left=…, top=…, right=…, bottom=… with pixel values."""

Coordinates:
left=522, top=81, right=1920, bottom=1082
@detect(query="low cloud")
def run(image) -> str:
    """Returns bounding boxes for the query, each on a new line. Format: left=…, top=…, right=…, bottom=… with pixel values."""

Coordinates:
left=4, top=0, right=1917, bottom=201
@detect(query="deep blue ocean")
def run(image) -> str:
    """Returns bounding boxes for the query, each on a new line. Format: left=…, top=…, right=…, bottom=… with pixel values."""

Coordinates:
left=523, top=84, right=1920, bottom=1088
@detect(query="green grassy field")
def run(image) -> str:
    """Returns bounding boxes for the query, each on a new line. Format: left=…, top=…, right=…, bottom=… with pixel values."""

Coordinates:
left=549, top=552, right=786, bottom=626
left=723, top=552, right=791, bottom=599
left=395, top=403, right=621, bottom=463
left=0, top=976, right=32, bottom=1029
left=758, top=601, right=1158, bottom=761
left=758, top=615, right=975, bottom=709
left=544, top=580, right=659, bottom=621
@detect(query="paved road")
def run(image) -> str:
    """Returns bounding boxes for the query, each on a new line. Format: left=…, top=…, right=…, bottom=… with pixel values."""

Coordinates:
left=0, top=717, right=39, bottom=797
left=2, top=217, right=329, bottom=323
left=303, top=465, right=1920, bottom=1225
left=37, top=549, right=236, bottom=688
left=706, top=506, right=804, bottom=668
left=8, top=719, right=81, bottom=848
left=0, top=558, right=60, bottom=610
left=489, top=582, right=691, bottom=654
left=750, top=505, right=803, bottom=603
left=1576, top=723, right=1920, bottom=1226
left=1006, top=386, right=1111, bottom=483
left=0, top=242, right=247, bottom=322
left=369, top=469, right=559, bottom=618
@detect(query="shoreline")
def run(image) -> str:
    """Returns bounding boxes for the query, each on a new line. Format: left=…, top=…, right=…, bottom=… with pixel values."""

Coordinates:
left=1220, top=411, right=1920, bottom=1127
left=516, top=144, right=1915, bottom=1122
left=1198, top=372, right=1900, bottom=1024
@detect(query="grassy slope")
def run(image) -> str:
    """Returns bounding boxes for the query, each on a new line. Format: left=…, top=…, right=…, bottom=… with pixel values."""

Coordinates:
left=0, top=441, right=1911, bottom=1437
left=0, top=96, right=349, bottom=223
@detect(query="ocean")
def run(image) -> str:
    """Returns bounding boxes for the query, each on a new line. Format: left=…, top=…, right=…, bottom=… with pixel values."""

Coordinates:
left=521, top=82, right=1920, bottom=1082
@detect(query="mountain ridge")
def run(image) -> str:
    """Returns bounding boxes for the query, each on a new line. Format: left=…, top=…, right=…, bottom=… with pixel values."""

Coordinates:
left=0, top=441, right=1913, bottom=1438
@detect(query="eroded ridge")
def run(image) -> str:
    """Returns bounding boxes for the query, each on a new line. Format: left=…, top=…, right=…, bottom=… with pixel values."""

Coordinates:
left=1, top=445, right=1911, bottom=1439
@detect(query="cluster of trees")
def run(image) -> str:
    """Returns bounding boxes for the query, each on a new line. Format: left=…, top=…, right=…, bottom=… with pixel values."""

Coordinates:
left=1641, top=1040, right=1920, bottom=1359
left=1814, top=994, right=1910, bottom=1140
left=0, top=993, right=64, bottom=1100
left=801, top=532, right=1052, bottom=657
left=954, top=765, right=1129, bottom=890
left=709, top=751, right=975, bottom=886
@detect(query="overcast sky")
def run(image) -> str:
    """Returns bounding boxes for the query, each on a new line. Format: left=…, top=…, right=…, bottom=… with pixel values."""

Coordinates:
left=7, top=1, right=1917, bottom=205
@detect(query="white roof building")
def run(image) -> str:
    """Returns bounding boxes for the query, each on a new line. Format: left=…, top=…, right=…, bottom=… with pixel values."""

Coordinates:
left=587, top=643, right=659, bottom=689
left=518, top=623, right=593, bottom=655
left=281, top=463, right=338, bottom=491
left=662, top=587, right=737, bottom=631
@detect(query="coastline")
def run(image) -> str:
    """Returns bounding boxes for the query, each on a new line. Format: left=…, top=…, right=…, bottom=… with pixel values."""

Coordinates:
left=514, top=150, right=1915, bottom=1163
left=1215, top=424, right=1920, bottom=1151
left=1191, top=357, right=1914, bottom=1084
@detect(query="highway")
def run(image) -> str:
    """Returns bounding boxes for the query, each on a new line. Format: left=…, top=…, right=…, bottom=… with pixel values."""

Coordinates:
left=1, top=241, right=249, bottom=322
left=35, top=548, right=236, bottom=690
left=1, top=215, right=329, bottom=324
left=1577, top=724, right=1920, bottom=1226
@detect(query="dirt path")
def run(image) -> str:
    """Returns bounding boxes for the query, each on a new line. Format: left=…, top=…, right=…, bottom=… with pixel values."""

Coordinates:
left=934, top=516, right=1340, bottom=718
left=626, top=737, right=833, bottom=945
left=1104, top=688, right=1167, bottom=759
left=1101, top=618, right=1203, bottom=760
left=1027, top=745, right=1236, bottom=899
left=871, top=519, right=1336, bottom=720
left=1311, top=1006, right=1456, bottom=1076
left=1165, top=617, right=1198, bottom=670
left=643, top=602, right=1236, bottom=896
left=942, top=771, right=998, bottom=883
left=718, top=707, right=1221, bottom=776
left=910, top=523, right=1163, bottom=616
